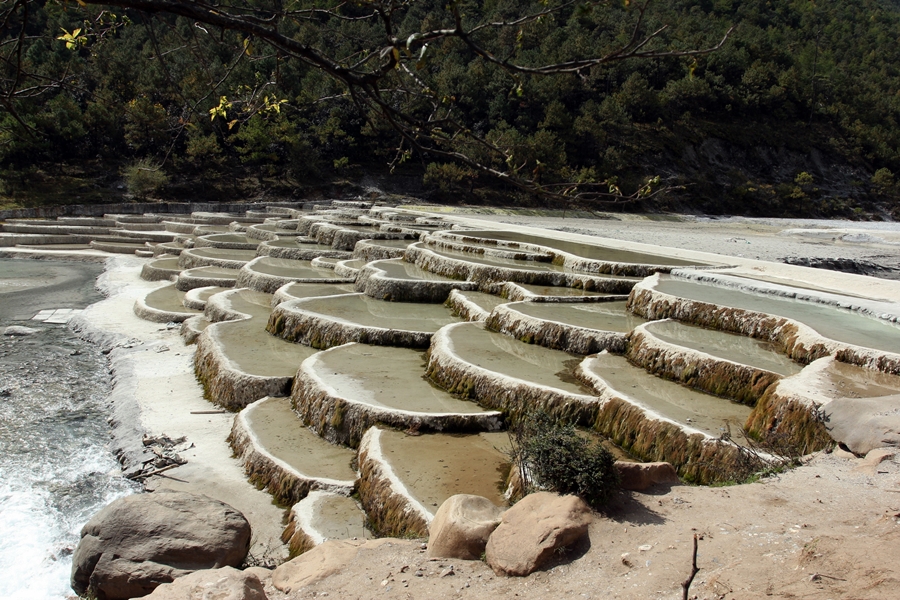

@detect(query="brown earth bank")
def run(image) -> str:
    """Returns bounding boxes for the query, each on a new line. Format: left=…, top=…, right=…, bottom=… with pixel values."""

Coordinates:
left=255, top=448, right=900, bottom=600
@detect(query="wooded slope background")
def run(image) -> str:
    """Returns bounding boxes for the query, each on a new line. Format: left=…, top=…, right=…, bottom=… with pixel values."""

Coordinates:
left=2, top=0, right=899, bottom=217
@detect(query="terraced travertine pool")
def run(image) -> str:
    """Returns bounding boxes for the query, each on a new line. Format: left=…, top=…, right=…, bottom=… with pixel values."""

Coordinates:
left=309, top=344, right=491, bottom=414
left=371, top=259, right=463, bottom=282
left=243, top=397, right=357, bottom=481
left=656, top=276, right=900, bottom=352
left=512, top=282, right=617, bottom=298
left=375, top=429, right=511, bottom=509
left=443, top=323, right=591, bottom=395
left=446, top=229, right=713, bottom=266
left=291, top=293, right=461, bottom=331
left=509, top=300, right=648, bottom=332
left=583, top=352, right=753, bottom=440
left=645, top=320, right=804, bottom=377
left=108, top=202, right=900, bottom=550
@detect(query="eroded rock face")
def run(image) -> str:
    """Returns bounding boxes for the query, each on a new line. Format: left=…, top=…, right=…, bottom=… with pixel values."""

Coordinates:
left=71, top=492, right=251, bottom=600
left=615, top=461, right=680, bottom=491
left=826, top=395, right=900, bottom=455
left=427, top=494, right=504, bottom=560
left=142, top=567, right=267, bottom=600
left=485, top=492, right=591, bottom=576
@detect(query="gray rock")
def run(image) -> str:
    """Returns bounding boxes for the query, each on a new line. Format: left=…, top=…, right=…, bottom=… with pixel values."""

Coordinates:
left=485, top=492, right=592, bottom=576
left=71, top=491, right=251, bottom=600
left=142, top=566, right=267, bottom=600
left=3, top=325, right=39, bottom=336
left=427, top=494, right=503, bottom=560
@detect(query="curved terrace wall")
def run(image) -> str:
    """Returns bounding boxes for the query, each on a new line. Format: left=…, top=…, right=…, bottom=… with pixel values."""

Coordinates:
left=228, top=399, right=356, bottom=506
left=576, top=355, right=757, bottom=484
left=291, top=346, right=503, bottom=447
left=485, top=302, right=629, bottom=355
left=406, top=243, right=636, bottom=293
left=357, top=427, right=431, bottom=538
left=355, top=259, right=479, bottom=303
left=267, top=294, right=436, bottom=349
left=425, top=323, right=601, bottom=425
left=626, top=322, right=782, bottom=407
left=628, top=275, right=900, bottom=375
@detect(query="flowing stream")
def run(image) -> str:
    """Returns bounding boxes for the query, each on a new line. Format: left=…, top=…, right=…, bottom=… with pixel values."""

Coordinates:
left=0, top=258, right=136, bottom=599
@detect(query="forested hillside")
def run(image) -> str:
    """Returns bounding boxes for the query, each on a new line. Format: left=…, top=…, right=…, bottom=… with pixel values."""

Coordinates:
left=1, top=0, right=899, bottom=217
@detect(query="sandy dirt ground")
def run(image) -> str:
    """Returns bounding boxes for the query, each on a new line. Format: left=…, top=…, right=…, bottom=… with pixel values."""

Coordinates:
left=9, top=212, right=900, bottom=600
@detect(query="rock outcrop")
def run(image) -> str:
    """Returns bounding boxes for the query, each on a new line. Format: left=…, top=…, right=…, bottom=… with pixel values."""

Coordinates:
left=71, top=492, right=251, bottom=600
left=615, top=461, right=680, bottom=491
left=427, top=494, right=504, bottom=560
left=485, top=492, right=592, bottom=576
left=142, top=567, right=267, bottom=600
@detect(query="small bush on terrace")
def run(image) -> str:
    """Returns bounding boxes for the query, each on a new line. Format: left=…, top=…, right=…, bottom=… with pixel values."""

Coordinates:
left=509, top=412, right=620, bottom=509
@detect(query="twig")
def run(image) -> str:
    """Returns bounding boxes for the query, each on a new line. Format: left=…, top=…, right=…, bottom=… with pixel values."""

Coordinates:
left=127, top=463, right=181, bottom=480
left=190, top=410, right=228, bottom=414
left=682, top=534, right=700, bottom=600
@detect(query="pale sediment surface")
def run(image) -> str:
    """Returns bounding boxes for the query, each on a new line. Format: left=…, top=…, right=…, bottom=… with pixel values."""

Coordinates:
left=70, top=255, right=289, bottom=567
left=444, top=322, right=592, bottom=395
left=292, top=293, right=460, bottom=330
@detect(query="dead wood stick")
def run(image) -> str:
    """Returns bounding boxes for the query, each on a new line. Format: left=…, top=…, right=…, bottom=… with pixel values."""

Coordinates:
left=682, top=533, right=700, bottom=600
left=127, top=463, right=181, bottom=480
left=190, top=410, right=228, bottom=414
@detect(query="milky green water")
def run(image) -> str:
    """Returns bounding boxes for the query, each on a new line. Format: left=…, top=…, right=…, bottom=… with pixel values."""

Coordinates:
left=656, top=277, right=900, bottom=354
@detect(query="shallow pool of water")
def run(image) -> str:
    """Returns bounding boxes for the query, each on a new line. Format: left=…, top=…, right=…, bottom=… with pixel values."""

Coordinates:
left=656, top=277, right=900, bottom=354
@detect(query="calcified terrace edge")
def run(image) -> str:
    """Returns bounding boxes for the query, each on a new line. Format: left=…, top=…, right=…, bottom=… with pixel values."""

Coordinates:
left=425, top=322, right=601, bottom=426
left=227, top=397, right=356, bottom=507
left=426, top=230, right=704, bottom=277
left=628, top=274, right=900, bottom=375
left=485, top=301, right=629, bottom=355
left=235, top=256, right=354, bottom=294
left=355, top=258, right=480, bottom=303
left=290, top=343, right=504, bottom=448
left=357, top=426, right=432, bottom=538
left=499, top=281, right=630, bottom=303
left=626, top=321, right=782, bottom=407
left=266, top=293, right=436, bottom=349
left=406, top=242, right=638, bottom=293
left=132, top=283, right=198, bottom=324
left=426, top=322, right=752, bottom=484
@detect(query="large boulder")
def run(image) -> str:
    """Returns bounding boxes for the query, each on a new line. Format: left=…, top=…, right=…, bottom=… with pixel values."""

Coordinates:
left=71, top=492, right=252, bottom=600
left=485, top=492, right=592, bottom=576
left=826, top=395, right=900, bottom=455
left=273, top=538, right=401, bottom=593
left=427, top=494, right=504, bottom=560
left=142, top=567, right=266, bottom=600
left=615, top=461, right=680, bottom=491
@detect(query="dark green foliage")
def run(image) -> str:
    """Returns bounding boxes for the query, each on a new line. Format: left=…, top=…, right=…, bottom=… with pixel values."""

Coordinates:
left=2, top=0, right=900, bottom=214
left=512, top=412, right=620, bottom=509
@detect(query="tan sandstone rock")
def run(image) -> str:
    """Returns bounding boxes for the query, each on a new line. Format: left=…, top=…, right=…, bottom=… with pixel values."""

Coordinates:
left=142, top=567, right=267, bottom=600
left=826, top=395, right=900, bottom=456
left=272, top=538, right=402, bottom=593
left=70, top=492, right=251, bottom=600
left=616, top=461, right=680, bottom=491
left=427, top=494, right=504, bottom=560
left=485, top=492, right=592, bottom=576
